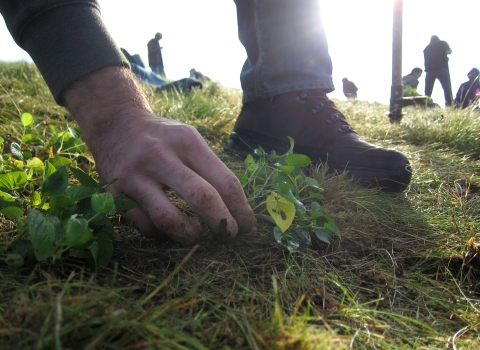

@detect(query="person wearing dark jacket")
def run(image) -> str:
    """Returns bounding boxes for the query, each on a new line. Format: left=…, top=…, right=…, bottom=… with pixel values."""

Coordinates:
left=147, top=32, right=166, bottom=78
left=342, top=78, right=358, bottom=99
left=424, top=35, right=453, bottom=106
left=455, top=68, right=480, bottom=109
left=0, top=0, right=412, bottom=244
left=402, top=68, right=423, bottom=90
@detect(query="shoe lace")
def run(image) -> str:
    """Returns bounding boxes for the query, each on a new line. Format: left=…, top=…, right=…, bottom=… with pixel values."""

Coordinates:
left=295, top=90, right=356, bottom=134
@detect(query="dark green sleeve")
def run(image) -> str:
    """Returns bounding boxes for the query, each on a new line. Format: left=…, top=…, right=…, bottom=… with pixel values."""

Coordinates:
left=0, top=0, right=129, bottom=105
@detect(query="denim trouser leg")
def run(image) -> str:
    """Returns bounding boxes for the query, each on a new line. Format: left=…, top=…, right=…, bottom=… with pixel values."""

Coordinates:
left=424, top=72, right=436, bottom=97
left=235, top=0, right=335, bottom=104
left=151, top=65, right=166, bottom=79
left=425, top=67, right=452, bottom=106
left=437, top=67, right=452, bottom=106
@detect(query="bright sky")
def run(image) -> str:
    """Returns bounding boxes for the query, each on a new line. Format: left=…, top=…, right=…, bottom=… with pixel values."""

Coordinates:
left=1, top=0, right=478, bottom=105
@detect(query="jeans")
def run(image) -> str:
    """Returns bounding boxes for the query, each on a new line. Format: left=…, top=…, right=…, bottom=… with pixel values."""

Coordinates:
left=424, top=67, right=453, bottom=106
left=150, top=65, right=166, bottom=79
left=235, top=0, right=334, bottom=104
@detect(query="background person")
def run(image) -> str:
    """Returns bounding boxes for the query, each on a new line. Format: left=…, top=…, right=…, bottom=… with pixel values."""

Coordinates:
left=454, top=68, right=480, bottom=109
left=190, top=68, right=211, bottom=83
left=424, top=35, right=453, bottom=106
left=341, top=77, right=358, bottom=99
left=148, top=32, right=166, bottom=78
left=402, top=67, right=423, bottom=90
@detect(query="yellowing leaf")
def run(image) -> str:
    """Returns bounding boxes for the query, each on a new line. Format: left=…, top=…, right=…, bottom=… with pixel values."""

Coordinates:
left=26, top=157, right=45, bottom=174
left=266, top=192, right=295, bottom=233
left=21, top=113, right=34, bottom=127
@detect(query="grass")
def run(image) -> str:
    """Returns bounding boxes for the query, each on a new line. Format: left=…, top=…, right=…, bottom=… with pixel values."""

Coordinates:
left=1, top=62, right=479, bottom=349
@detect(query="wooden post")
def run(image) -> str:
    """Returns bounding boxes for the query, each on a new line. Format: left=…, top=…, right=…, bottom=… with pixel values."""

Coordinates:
left=388, top=0, right=405, bottom=122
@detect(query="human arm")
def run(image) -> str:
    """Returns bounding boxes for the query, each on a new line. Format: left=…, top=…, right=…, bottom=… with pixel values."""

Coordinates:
left=444, top=41, right=452, bottom=55
left=63, top=66, right=256, bottom=244
left=0, top=0, right=257, bottom=243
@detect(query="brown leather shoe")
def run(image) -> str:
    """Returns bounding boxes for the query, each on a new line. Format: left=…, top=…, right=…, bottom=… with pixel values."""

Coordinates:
left=225, top=89, right=412, bottom=193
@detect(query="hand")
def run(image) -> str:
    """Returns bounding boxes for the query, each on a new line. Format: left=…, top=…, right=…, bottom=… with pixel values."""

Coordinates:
left=64, top=66, right=256, bottom=245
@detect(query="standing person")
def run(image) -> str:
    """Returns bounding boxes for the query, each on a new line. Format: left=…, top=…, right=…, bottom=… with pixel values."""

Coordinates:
left=424, top=35, right=453, bottom=106
left=0, top=0, right=412, bottom=244
left=148, top=32, right=166, bottom=78
left=341, top=78, right=358, bottom=99
left=454, top=68, right=480, bottom=109
left=402, top=68, right=423, bottom=90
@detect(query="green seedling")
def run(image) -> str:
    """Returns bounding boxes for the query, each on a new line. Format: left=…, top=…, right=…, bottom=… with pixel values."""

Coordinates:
left=240, top=136, right=340, bottom=252
left=0, top=112, right=136, bottom=270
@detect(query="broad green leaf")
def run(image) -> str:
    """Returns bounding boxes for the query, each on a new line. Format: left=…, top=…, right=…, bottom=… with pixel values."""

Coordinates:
left=277, top=165, right=295, bottom=175
left=272, top=174, right=291, bottom=186
left=284, top=154, right=311, bottom=168
left=239, top=172, right=248, bottom=187
left=42, top=165, right=68, bottom=197
left=273, top=226, right=283, bottom=244
left=30, top=191, right=42, bottom=207
left=276, top=181, right=306, bottom=212
left=26, top=157, right=45, bottom=174
left=254, top=147, right=265, bottom=156
left=44, top=160, right=57, bottom=180
left=10, top=142, right=23, bottom=160
left=0, top=206, right=24, bottom=219
left=91, top=193, right=114, bottom=214
left=114, top=198, right=137, bottom=213
left=0, top=190, right=19, bottom=206
left=309, top=191, right=326, bottom=200
left=5, top=253, right=24, bottom=268
left=49, top=196, right=76, bottom=217
left=69, top=167, right=97, bottom=188
left=28, top=209, right=63, bottom=262
left=75, top=197, right=95, bottom=219
left=324, top=222, right=341, bottom=238
left=294, top=226, right=312, bottom=250
left=313, top=227, right=332, bottom=244
left=255, top=166, right=269, bottom=177
left=311, top=212, right=330, bottom=225
left=64, top=217, right=93, bottom=247
left=21, top=112, right=34, bottom=127
left=305, top=177, right=320, bottom=188
left=283, top=232, right=301, bottom=253
left=96, top=232, right=113, bottom=269
left=22, top=134, right=42, bottom=144
left=266, top=192, right=295, bottom=233
left=89, top=216, right=114, bottom=233
left=244, top=154, right=256, bottom=172
left=311, top=201, right=322, bottom=214
left=12, top=160, right=23, bottom=170
left=0, top=135, right=4, bottom=144
left=66, top=186, right=99, bottom=201
left=0, top=171, right=27, bottom=190
left=63, top=137, right=85, bottom=154
left=49, top=156, right=72, bottom=169
left=22, top=151, right=32, bottom=160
